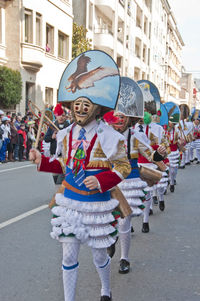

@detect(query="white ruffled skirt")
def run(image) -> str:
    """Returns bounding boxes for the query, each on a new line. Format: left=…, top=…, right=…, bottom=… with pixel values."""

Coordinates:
left=50, top=193, right=119, bottom=249
left=118, top=177, right=147, bottom=217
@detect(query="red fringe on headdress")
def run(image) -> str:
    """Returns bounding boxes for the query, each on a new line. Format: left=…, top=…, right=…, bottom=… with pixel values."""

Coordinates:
left=103, top=111, right=119, bottom=124
left=54, top=104, right=64, bottom=116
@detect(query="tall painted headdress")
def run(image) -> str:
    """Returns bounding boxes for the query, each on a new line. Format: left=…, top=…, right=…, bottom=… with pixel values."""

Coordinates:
left=115, top=77, right=144, bottom=117
left=179, top=104, right=190, bottom=120
left=137, top=80, right=161, bottom=117
left=165, top=101, right=180, bottom=123
left=159, top=103, right=168, bottom=126
left=191, top=107, right=200, bottom=121
left=58, top=50, right=120, bottom=110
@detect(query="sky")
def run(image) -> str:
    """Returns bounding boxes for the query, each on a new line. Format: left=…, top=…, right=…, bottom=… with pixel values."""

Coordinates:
left=168, top=0, right=200, bottom=77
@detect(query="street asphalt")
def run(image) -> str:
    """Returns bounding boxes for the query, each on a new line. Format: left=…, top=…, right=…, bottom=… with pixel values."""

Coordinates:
left=0, top=160, right=200, bottom=301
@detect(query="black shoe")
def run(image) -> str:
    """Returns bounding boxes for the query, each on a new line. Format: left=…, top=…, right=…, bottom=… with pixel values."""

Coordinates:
left=119, top=259, right=130, bottom=274
left=131, top=226, right=134, bottom=233
left=149, top=209, right=153, bottom=215
left=174, top=179, right=176, bottom=185
left=196, top=161, right=200, bottom=164
left=185, top=162, right=190, bottom=165
left=194, top=157, right=198, bottom=161
left=170, top=185, right=175, bottom=192
left=190, top=159, right=194, bottom=163
left=142, top=222, right=149, bottom=233
left=159, top=201, right=165, bottom=211
left=179, top=165, right=185, bottom=169
left=153, top=196, right=158, bottom=205
left=107, top=237, right=118, bottom=258
left=100, top=293, right=112, bottom=301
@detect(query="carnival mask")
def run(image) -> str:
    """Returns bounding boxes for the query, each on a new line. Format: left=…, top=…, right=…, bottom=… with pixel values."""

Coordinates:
left=113, top=113, right=130, bottom=133
left=71, top=97, right=101, bottom=126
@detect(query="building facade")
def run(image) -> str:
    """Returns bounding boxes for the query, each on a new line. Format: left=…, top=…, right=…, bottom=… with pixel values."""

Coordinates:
left=0, top=0, right=194, bottom=112
left=0, top=0, right=73, bottom=114
left=73, top=0, right=185, bottom=105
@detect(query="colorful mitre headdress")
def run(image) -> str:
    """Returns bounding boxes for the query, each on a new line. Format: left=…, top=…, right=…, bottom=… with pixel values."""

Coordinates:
left=115, top=77, right=144, bottom=118
left=159, top=103, right=169, bottom=126
left=191, top=107, right=200, bottom=121
left=58, top=50, right=120, bottom=111
left=137, top=80, right=161, bottom=119
left=165, top=101, right=180, bottom=123
left=179, top=104, right=190, bottom=120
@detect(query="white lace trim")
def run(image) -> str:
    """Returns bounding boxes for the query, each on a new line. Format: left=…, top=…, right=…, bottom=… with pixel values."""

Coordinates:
left=118, top=178, right=147, bottom=190
left=122, top=190, right=145, bottom=198
left=55, top=193, right=118, bottom=213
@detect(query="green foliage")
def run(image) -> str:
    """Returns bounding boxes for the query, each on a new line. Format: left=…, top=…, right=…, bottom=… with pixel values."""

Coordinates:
left=0, top=66, right=22, bottom=108
left=72, top=22, right=92, bottom=58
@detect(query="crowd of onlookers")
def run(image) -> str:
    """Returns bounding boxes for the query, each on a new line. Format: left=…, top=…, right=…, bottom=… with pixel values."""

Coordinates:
left=0, top=105, right=72, bottom=164
left=0, top=109, right=37, bottom=163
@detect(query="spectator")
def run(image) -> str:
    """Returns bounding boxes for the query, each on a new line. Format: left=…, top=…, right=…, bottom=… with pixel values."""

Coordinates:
left=26, top=121, right=36, bottom=159
left=18, top=123, right=27, bottom=161
left=9, top=116, right=19, bottom=161
left=15, top=115, right=22, bottom=130
left=44, top=104, right=70, bottom=156
left=22, top=115, right=28, bottom=125
left=0, top=116, right=11, bottom=163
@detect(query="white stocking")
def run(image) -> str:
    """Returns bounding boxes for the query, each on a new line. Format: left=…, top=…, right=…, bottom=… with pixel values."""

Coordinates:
left=143, top=193, right=151, bottom=223
left=169, top=167, right=175, bottom=185
left=157, top=187, right=165, bottom=202
left=180, top=151, right=186, bottom=166
left=118, top=216, right=132, bottom=261
left=92, top=248, right=111, bottom=297
left=62, top=240, right=81, bottom=301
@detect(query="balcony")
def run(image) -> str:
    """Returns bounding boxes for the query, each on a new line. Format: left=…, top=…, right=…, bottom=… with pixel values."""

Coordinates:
left=21, top=43, right=44, bottom=72
left=95, top=0, right=115, bottom=20
left=94, top=27, right=114, bottom=53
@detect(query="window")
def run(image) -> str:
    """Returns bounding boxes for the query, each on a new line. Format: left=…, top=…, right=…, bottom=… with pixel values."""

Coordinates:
left=58, top=31, right=69, bottom=59
left=25, top=9, right=33, bottom=43
left=36, top=13, right=42, bottom=46
left=46, top=23, right=54, bottom=54
left=45, top=87, right=53, bottom=106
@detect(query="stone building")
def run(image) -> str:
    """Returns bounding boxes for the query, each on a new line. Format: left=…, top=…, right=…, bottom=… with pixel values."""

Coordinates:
left=0, top=0, right=73, bottom=114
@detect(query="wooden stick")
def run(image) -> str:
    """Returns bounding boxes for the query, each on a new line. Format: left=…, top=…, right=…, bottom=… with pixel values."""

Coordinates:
left=111, top=186, right=132, bottom=218
left=35, top=109, right=46, bottom=149
left=179, top=121, right=187, bottom=141
left=28, top=100, right=59, bottom=131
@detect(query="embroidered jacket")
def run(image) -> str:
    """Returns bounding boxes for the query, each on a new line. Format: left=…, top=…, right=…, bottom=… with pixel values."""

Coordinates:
left=39, top=120, right=131, bottom=194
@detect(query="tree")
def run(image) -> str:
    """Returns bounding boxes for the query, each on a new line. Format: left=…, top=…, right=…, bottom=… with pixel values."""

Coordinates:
left=72, top=22, right=92, bottom=58
left=0, top=66, right=22, bottom=108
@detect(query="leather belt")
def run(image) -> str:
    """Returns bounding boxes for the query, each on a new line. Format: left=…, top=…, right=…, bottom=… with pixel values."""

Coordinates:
left=62, top=180, right=100, bottom=196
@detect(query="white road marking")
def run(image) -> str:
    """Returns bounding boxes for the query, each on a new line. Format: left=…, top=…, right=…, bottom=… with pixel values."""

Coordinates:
left=0, top=164, right=34, bottom=173
left=0, top=204, right=48, bottom=229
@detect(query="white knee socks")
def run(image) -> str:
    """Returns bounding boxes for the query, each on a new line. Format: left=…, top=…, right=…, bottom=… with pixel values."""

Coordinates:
left=92, top=248, right=111, bottom=297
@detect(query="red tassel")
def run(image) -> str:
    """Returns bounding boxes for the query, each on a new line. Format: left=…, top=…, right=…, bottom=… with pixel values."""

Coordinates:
left=103, top=111, right=119, bottom=124
left=54, top=103, right=64, bottom=116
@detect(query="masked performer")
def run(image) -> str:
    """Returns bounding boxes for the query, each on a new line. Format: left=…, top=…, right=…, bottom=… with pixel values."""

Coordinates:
left=164, top=102, right=181, bottom=192
left=137, top=80, right=170, bottom=216
left=178, top=104, right=193, bottom=168
left=190, top=109, right=200, bottom=163
left=29, top=50, right=131, bottom=301
left=105, top=77, right=166, bottom=273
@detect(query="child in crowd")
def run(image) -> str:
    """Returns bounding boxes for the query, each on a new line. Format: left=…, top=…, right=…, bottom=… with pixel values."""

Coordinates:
left=18, top=123, right=27, bottom=161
